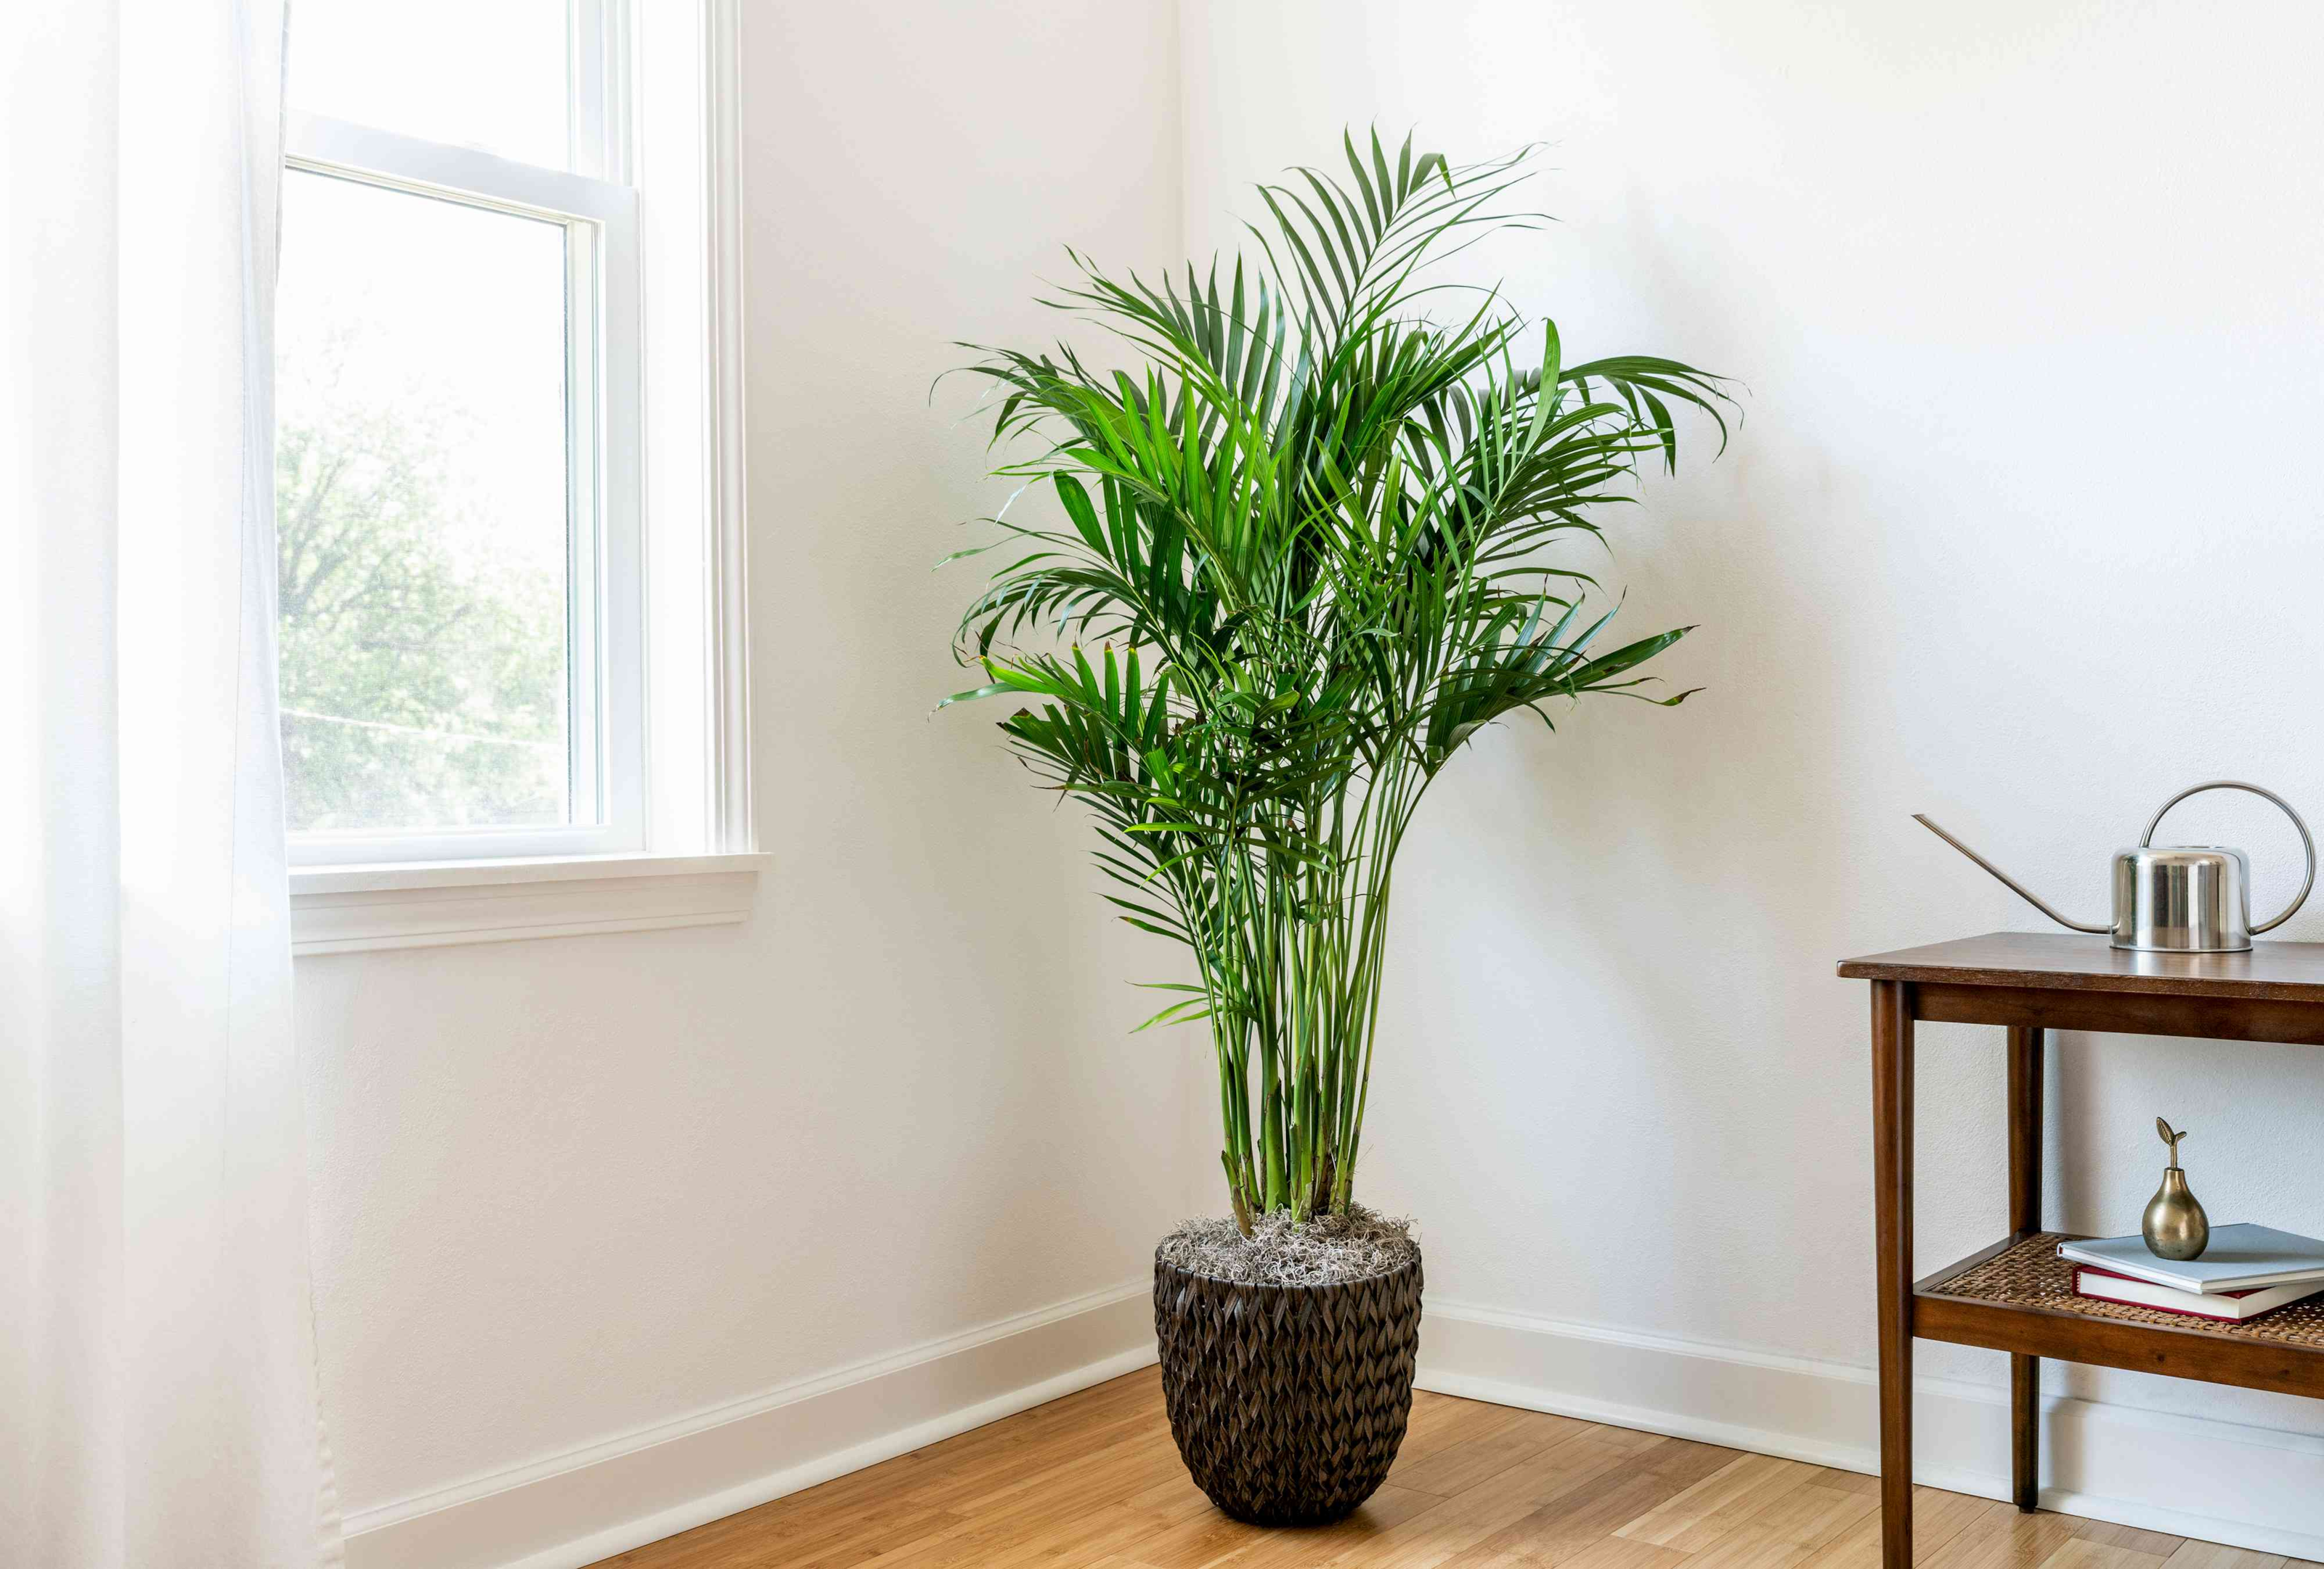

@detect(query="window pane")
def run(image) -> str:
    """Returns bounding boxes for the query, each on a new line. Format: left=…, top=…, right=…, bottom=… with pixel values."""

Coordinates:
left=276, top=170, right=577, bottom=835
left=287, top=0, right=571, bottom=170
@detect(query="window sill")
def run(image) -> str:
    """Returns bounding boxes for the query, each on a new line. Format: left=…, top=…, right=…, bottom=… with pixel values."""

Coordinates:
left=288, top=851, right=768, bottom=956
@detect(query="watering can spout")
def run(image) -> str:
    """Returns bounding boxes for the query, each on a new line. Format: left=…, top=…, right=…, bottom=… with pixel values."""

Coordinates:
left=1911, top=813, right=2112, bottom=935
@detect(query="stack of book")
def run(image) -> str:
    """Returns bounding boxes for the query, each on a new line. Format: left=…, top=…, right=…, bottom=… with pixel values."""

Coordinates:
left=2060, top=1225, right=2324, bottom=1323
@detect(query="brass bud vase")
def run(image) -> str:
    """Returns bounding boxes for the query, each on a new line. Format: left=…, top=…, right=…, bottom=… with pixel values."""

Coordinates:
left=2142, top=1118, right=2209, bottom=1262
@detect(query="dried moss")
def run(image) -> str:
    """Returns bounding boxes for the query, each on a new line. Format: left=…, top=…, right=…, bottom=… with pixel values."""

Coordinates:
left=1157, top=1206, right=1419, bottom=1288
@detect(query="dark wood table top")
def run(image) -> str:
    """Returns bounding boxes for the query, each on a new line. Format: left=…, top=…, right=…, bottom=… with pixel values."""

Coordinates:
left=1838, top=931, right=2324, bottom=1002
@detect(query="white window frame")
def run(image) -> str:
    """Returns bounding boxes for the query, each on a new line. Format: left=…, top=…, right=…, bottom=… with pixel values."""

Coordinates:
left=281, top=115, right=646, bottom=867
left=284, top=0, right=758, bottom=946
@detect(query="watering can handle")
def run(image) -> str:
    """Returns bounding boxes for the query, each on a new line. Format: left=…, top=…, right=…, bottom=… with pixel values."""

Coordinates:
left=2142, top=780, right=2317, bottom=935
left=1911, top=814, right=2112, bottom=933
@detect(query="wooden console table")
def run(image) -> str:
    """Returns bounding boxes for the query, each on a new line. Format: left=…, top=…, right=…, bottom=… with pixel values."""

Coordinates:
left=1837, top=932, right=2324, bottom=1568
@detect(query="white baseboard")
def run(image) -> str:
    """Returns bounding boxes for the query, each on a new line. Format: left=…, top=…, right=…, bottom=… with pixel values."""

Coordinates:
left=1418, top=1299, right=2324, bottom=1559
left=344, top=1279, right=1157, bottom=1569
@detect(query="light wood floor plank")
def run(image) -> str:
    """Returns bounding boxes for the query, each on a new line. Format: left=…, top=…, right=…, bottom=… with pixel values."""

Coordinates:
left=1614, top=1453, right=1820, bottom=1551
left=1388, top=1408, right=1592, bottom=1499
left=1787, top=1486, right=1999, bottom=1569
left=1384, top=1399, right=1537, bottom=1481
left=1433, top=1438, right=1748, bottom=1568
left=1540, top=1536, right=1697, bottom=1569
left=585, top=1369, right=2278, bottom=1569
left=2037, top=1537, right=2177, bottom=1569
left=1152, top=1486, right=1445, bottom=1569
left=1682, top=1481, right=1882, bottom=1569
left=1808, top=1468, right=1882, bottom=1498
left=1921, top=1502, right=2080, bottom=1569
left=1297, top=1430, right=1683, bottom=1568
left=2158, top=1544, right=2289, bottom=1569
left=2073, top=1523, right=2187, bottom=1559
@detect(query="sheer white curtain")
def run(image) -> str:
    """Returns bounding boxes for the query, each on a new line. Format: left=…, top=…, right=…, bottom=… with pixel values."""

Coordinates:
left=2, top=1, right=344, bottom=1565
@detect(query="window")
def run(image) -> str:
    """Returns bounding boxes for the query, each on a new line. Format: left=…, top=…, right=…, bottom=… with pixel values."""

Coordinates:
left=278, top=0, right=745, bottom=872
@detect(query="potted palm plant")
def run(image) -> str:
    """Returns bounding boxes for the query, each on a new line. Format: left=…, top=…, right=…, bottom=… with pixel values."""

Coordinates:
left=942, top=132, right=1730, bottom=1525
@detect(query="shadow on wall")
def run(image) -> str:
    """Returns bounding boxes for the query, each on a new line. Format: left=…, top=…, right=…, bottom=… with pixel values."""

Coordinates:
left=1371, top=387, right=1880, bottom=1344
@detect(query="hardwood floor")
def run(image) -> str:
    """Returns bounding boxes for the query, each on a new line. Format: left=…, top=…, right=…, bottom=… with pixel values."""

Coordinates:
left=590, top=1368, right=2306, bottom=1569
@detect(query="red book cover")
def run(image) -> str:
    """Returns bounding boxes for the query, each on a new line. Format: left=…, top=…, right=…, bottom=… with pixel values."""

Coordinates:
left=2072, top=1265, right=2270, bottom=1323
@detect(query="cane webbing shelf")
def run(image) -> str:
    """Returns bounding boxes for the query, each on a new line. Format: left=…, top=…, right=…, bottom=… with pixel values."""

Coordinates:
left=1922, top=1231, right=2324, bottom=1364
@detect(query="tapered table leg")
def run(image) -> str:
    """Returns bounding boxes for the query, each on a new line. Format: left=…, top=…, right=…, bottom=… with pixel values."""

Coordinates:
left=1872, top=981, right=1914, bottom=1569
left=2007, top=1024, right=2044, bottom=1511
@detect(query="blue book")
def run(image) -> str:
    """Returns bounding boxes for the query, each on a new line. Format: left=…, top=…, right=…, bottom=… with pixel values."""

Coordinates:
left=2058, top=1225, right=2324, bottom=1295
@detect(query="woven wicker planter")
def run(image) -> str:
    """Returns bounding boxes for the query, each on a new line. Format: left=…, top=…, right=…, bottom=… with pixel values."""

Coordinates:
left=1152, top=1247, right=1423, bottom=1525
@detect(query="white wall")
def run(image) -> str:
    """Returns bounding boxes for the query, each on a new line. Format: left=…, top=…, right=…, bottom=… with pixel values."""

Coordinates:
left=301, top=6, right=1193, bottom=1565
left=1183, top=0, right=2324, bottom=1549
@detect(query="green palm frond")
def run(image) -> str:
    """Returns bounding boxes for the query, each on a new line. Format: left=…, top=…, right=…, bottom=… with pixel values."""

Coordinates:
left=940, top=131, right=1734, bottom=1223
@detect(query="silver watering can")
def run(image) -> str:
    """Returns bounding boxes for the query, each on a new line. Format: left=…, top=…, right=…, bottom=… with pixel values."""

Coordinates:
left=1915, top=780, right=2315, bottom=953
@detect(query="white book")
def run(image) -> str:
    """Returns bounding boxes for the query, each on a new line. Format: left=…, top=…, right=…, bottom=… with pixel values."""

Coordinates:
left=2057, top=1225, right=2324, bottom=1295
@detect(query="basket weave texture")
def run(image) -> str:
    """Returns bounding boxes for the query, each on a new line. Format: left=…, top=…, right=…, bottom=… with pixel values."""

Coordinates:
left=1936, top=1233, right=2324, bottom=1346
left=1153, top=1250, right=1423, bottom=1526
